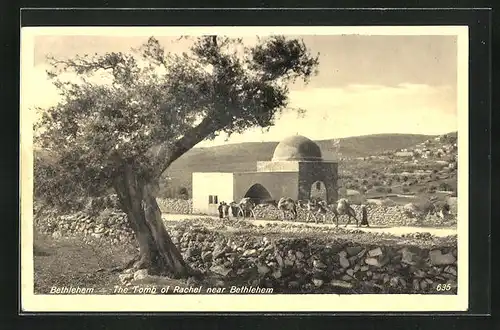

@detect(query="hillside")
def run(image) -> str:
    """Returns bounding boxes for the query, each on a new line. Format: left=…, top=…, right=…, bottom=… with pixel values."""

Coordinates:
left=33, top=132, right=457, bottom=200
left=337, top=131, right=458, bottom=202
left=163, top=133, right=435, bottom=195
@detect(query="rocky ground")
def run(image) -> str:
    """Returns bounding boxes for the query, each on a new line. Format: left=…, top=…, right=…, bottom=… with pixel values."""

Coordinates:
left=116, top=217, right=458, bottom=295
left=34, top=201, right=458, bottom=295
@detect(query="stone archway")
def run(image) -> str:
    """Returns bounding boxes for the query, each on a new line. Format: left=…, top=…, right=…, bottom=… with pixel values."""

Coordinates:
left=244, top=183, right=273, bottom=204
left=310, top=180, right=327, bottom=201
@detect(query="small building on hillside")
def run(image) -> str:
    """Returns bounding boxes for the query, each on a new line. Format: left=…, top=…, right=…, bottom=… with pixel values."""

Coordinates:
left=192, top=135, right=339, bottom=215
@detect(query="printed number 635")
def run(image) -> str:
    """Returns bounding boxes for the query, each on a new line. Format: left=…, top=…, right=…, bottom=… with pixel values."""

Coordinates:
left=436, top=283, right=452, bottom=291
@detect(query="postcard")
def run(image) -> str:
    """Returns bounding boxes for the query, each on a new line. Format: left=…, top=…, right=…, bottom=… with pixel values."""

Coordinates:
left=21, top=25, right=469, bottom=312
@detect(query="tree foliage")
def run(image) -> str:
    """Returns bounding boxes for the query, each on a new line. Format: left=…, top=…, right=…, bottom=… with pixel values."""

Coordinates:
left=35, top=36, right=319, bottom=197
left=34, top=35, right=319, bottom=276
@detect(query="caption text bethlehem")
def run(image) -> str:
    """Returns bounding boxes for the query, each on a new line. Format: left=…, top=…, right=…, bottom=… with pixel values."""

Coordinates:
left=113, top=285, right=273, bottom=294
left=49, top=285, right=274, bottom=294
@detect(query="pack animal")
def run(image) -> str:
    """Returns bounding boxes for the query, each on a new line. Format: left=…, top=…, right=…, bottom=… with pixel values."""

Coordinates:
left=331, top=198, right=359, bottom=227
left=259, top=198, right=297, bottom=221
left=231, top=197, right=257, bottom=220
left=305, top=199, right=329, bottom=224
left=277, top=197, right=297, bottom=221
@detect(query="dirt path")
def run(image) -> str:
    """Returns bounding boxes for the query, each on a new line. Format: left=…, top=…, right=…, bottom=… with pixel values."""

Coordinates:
left=161, top=213, right=457, bottom=237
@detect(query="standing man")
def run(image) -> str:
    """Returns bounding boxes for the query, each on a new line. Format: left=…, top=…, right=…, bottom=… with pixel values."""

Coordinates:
left=360, top=204, right=370, bottom=227
left=218, top=202, right=224, bottom=219
left=222, top=202, right=231, bottom=220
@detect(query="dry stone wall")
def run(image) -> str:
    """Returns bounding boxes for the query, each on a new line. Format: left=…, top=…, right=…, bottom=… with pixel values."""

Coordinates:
left=34, top=199, right=457, bottom=294
left=156, top=198, right=457, bottom=227
left=130, top=221, right=458, bottom=294
left=36, top=207, right=135, bottom=244
left=157, top=198, right=192, bottom=214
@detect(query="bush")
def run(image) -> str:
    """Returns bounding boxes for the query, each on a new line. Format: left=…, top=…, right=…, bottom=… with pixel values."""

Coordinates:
left=439, top=182, right=453, bottom=191
left=178, top=187, right=189, bottom=199
left=374, top=186, right=392, bottom=194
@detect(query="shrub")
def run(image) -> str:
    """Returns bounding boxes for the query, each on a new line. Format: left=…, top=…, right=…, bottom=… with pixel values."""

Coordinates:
left=178, top=187, right=189, bottom=199
left=374, top=186, right=392, bottom=194
left=439, top=182, right=453, bottom=191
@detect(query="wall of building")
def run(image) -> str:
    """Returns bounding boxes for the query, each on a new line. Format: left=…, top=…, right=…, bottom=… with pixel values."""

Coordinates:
left=298, top=161, right=338, bottom=203
left=192, top=172, right=234, bottom=215
left=256, top=161, right=300, bottom=172
left=233, top=172, right=299, bottom=201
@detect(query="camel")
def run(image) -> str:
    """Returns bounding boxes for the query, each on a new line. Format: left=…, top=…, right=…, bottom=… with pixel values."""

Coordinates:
left=230, top=197, right=257, bottom=220
left=329, top=198, right=359, bottom=227
left=259, top=197, right=297, bottom=221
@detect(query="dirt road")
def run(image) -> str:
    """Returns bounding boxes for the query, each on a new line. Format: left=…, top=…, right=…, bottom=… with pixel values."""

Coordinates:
left=161, top=213, right=457, bottom=237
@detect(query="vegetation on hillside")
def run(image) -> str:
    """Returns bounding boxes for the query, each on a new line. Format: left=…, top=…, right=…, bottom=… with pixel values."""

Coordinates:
left=160, top=133, right=437, bottom=198
left=158, top=132, right=457, bottom=200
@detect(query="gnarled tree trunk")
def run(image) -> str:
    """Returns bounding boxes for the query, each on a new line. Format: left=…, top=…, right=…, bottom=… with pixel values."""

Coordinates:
left=113, top=164, right=189, bottom=278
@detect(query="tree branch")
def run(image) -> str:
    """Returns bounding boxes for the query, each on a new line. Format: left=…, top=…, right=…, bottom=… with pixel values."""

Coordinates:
left=151, top=114, right=229, bottom=178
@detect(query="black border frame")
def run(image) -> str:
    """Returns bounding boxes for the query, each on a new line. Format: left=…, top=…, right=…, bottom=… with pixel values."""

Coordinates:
left=6, top=6, right=492, bottom=328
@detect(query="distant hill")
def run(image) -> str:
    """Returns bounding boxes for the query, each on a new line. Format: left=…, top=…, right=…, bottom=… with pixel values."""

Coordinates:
left=164, top=133, right=437, bottom=192
left=34, top=132, right=456, bottom=198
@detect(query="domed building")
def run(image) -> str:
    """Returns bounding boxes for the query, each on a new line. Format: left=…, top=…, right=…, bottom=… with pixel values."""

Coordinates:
left=271, top=135, right=323, bottom=161
left=192, top=135, right=338, bottom=215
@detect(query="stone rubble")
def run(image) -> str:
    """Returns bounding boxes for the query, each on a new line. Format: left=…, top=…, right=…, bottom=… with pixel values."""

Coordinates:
left=35, top=197, right=458, bottom=294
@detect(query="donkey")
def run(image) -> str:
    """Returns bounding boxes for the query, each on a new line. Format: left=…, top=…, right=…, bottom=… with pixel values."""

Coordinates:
left=277, top=197, right=298, bottom=221
left=231, top=197, right=257, bottom=220
left=305, top=199, right=329, bottom=224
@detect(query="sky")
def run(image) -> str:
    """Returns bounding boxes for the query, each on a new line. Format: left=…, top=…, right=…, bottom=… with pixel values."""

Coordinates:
left=27, top=32, right=459, bottom=148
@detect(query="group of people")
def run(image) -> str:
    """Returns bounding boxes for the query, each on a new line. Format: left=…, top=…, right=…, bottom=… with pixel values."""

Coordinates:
left=217, top=201, right=232, bottom=219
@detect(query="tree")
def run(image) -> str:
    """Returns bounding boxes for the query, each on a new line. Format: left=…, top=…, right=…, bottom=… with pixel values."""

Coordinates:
left=35, top=35, right=319, bottom=278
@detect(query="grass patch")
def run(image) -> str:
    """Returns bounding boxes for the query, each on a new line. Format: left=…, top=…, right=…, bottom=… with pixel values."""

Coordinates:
left=33, top=231, right=137, bottom=294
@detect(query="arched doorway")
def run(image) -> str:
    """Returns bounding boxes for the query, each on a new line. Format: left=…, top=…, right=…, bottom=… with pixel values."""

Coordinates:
left=244, top=183, right=272, bottom=204
left=310, top=180, right=327, bottom=201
